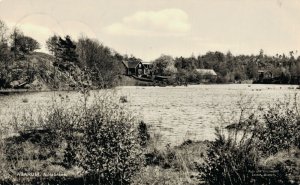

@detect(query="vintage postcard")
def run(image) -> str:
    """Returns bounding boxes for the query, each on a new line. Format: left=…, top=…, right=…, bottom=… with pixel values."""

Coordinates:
left=0, top=0, right=299, bottom=184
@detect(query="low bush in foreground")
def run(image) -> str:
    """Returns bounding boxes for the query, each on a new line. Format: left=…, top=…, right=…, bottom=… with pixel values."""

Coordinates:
left=196, top=128, right=260, bottom=185
left=197, top=128, right=298, bottom=185
left=197, top=96, right=300, bottom=185
left=256, top=99, right=300, bottom=155
left=1, top=93, right=143, bottom=185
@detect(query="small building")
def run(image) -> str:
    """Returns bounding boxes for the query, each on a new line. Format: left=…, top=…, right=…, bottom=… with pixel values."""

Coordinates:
left=195, top=69, right=217, bottom=82
left=196, top=69, right=217, bottom=77
left=122, top=60, right=145, bottom=77
left=142, top=61, right=153, bottom=75
left=258, top=70, right=273, bottom=80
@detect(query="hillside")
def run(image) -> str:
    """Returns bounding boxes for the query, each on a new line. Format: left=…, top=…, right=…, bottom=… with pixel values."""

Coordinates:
left=0, top=52, right=87, bottom=91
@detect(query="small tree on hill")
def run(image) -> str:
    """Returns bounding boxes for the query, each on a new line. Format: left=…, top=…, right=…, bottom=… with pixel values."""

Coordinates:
left=47, top=35, right=78, bottom=70
left=0, top=20, right=8, bottom=45
left=76, top=36, right=122, bottom=88
left=0, top=20, right=12, bottom=88
left=56, top=35, right=78, bottom=64
left=10, top=28, right=23, bottom=58
left=46, top=34, right=59, bottom=55
left=18, top=36, right=40, bottom=53
left=153, top=55, right=177, bottom=76
left=10, top=28, right=40, bottom=57
left=0, top=20, right=10, bottom=62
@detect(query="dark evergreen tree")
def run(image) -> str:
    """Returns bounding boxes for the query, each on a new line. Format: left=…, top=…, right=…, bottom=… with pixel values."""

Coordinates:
left=50, top=35, right=78, bottom=70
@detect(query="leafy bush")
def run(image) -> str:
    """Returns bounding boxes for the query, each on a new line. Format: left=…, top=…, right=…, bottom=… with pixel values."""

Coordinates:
left=144, top=144, right=177, bottom=169
left=138, top=121, right=150, bottom=147
left=196, top=128, right=259, bottom=185
left=77, top=102, right=142, bottom=184
left=45, top=95, right=143, bottom=185
left=1, top=93, right=143, bottom=185
left=197, top=96, right=300, bottom=185
left=256, top=99, right=300, bottom=155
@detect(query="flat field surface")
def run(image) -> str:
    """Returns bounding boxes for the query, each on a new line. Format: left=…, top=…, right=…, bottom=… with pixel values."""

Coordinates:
left=0, top=84, right=298, bottom=145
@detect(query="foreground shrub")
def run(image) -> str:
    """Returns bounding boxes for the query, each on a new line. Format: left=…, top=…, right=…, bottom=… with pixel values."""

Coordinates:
left=256, top=99, right=300, bottom=155
left=3, top=93, right=143, bottom=185
left=49, top=95, right=143, bottom=184
left=196, top=128, right=260, bottom=185
left=197, top=95, right=300, bottom=185
left=144, top=144, right=177, bottom=169
left=197, top=128, right=298, bottom=185
left=138, top=121, right=150, bottom=147
left=76, top=100, right=143, bottom=185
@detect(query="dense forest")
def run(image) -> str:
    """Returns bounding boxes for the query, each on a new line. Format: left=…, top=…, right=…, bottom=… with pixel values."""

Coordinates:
left=152, top=50, right=300, bottom=84
left=1, top=18, right=300, bottom=89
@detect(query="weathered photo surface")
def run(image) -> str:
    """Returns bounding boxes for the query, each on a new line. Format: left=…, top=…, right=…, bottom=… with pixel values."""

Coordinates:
left=0, top=0, right=299, bottom=184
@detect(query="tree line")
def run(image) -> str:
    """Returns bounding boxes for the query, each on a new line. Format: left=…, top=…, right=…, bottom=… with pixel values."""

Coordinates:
left=151, top=49, right=300, bottom=84
left=0, top=19, right=125, bottom=89
left=45, top=34, right=127, bottom=88
left=1, top=18, right=300, bottom=89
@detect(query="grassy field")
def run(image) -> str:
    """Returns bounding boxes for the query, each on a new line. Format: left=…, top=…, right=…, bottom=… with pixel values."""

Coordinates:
left=0, top=88, right=299, bottom=184
left=2, top=84, right=299, bottom=145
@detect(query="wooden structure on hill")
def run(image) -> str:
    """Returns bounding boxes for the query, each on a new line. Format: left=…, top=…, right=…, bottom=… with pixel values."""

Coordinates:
left=258, top=70, right=273, bottom=81
left=196, top=69, right=217, bottom=77
left=122, top=60, right=153, bottom=77
left=195, top=69, right=217, bottom=82
left=142, top=61, right=154, bottom=75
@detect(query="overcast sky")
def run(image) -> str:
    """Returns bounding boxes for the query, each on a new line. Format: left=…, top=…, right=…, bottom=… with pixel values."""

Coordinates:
left=0, top=0, right=299, bottom=61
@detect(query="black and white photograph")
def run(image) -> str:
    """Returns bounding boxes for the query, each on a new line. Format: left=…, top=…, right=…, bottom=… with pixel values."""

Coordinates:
left=0, top=0, right=299, bottom=184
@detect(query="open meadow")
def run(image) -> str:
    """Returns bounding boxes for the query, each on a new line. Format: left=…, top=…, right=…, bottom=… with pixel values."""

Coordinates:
left=1, top=84, right=299, bottom=144
left=0, top=84, right=299, bottom=184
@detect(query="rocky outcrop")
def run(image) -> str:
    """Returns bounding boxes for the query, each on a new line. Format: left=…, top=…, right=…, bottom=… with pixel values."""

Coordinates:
left=2, top=52, right=88, bottom=91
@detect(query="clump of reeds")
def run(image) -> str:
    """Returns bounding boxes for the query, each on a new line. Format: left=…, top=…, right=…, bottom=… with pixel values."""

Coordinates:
left=119, top=95, right=128, bottom=103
